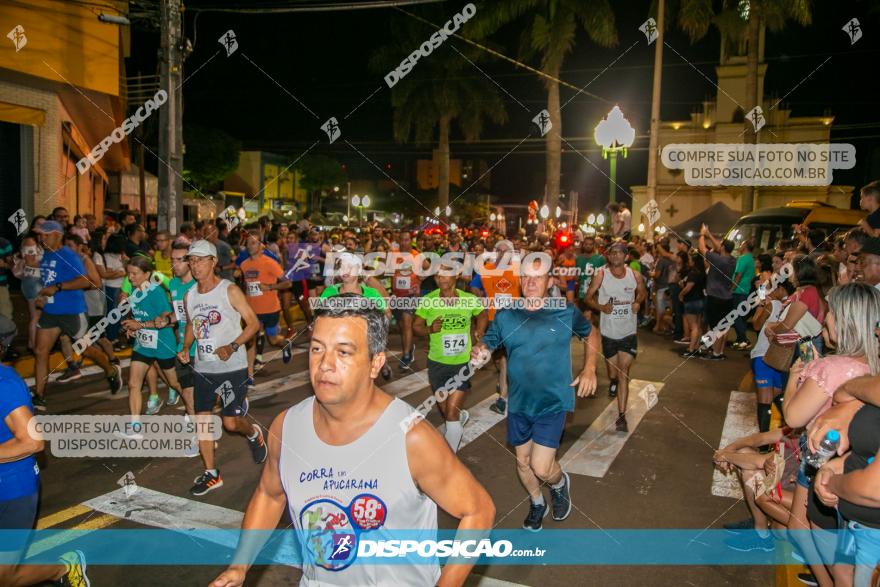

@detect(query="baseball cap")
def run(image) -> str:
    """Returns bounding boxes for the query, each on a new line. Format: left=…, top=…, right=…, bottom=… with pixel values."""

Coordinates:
left=187, top=239, right=217, bottom=258
left=35, top=220, right=64, bottom=234
left=607, top=240, right=628, bottom=252
left=861, top=237, right=880, bottom=257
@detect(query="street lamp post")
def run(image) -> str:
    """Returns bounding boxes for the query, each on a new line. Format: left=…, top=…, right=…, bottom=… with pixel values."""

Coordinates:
left=594, top=105, right=635, bottom=204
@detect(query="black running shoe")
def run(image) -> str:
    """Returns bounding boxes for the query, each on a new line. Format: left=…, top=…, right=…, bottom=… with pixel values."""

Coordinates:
left=381, top=364, right=392, bottom=381
left=522, top=500, right=548, bottom=532
left=615, top=413, right=628, bottom=433
left=190, top=470, right=223, bottom=496
left=489, top=397, right=506, bottom=415
left=57, top=366, right=83, bottom=383
left=701, top=353, right=727, bottom=361
left=108, top=363, right=123, bottom=395
left=31, top=393, right=47, bottom=412
left=723, top=518, right=755, bottom=533
left=608, top=382, right=618, bottom=398
left=549, top=471, right=572, bottom=521
left=248, top=425, right=268, bottom=464
left=796, top=572, right=818, bottom=586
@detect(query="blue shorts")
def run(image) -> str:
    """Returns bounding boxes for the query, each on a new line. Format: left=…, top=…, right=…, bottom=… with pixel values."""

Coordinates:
left=507, top=411, right=566, bottom=449
left=0, top=492, right=38, bottom=555
left=683, top=299, right=705, bottom=315
left=257, top=312, right=280, bottom=336
left=566, top=280, right=576, bottom=292
left=752, top=357, right=783, bottom=390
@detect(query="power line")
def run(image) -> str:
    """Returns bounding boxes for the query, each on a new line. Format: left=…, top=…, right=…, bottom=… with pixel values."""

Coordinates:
left=188, top=0, right=446, bottom=14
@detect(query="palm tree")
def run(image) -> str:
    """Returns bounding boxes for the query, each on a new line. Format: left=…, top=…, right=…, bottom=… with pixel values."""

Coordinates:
left=370, top=11, right=508, bottom=211
left=467, top=0, right=617, bottom=212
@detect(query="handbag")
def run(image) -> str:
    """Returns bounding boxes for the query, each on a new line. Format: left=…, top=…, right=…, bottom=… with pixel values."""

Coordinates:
left=764, top=336, right=797, bottom=371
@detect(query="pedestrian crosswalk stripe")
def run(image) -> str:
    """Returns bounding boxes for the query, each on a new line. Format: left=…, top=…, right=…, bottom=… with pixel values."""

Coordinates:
left=381, top=369, right=430, bottom=398
left=559, top=379, right=664, bottom=478
left=35, top=503, right=92, bottom=529
left=27, top=512, right=119, bottom=557
left=711, top=391, right=757, bottom=499
left=27, top=359, right=132, bottom=388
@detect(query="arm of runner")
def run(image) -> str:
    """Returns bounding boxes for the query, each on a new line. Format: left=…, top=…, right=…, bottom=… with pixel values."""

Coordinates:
left=473, top=309, right=488, bottom=343
left=412, top=314, right=431, bottom=337
left=584, top=269, right=610, bottom=314
left=218, top=284, right=261, bottom=361
left=571, top=327, right=599, bottom=398
left=407, top=419, right=495, bottom=587
left=80, top=255, right=103, bottom=290
left=211, top=412, right=289, bottom=587
left=0, top=406, right=43, bottom=463
left=179, top=295, right=195, bottom=364
left=633, top=271, right=648, bottom=309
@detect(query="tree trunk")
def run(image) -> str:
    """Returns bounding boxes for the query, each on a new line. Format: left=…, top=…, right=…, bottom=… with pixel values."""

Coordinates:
left=438, top=113, right=451, bottom=210
left=545, top=67, right=561, bottom=212
left=742, top=10, right=760, bottom=215
left=645, top=0, right=664, bottom=240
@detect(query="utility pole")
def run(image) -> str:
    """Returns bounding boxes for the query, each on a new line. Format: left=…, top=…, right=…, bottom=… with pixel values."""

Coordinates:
left=158, top=0, right=184, bottom=233
left=645, top=0, right=664, bottom=241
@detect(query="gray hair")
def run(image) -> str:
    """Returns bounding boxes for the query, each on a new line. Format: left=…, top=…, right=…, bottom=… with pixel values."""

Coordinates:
left=826, top=282, right=880, bottom=375
left=314, top=294, right=388, bottom=357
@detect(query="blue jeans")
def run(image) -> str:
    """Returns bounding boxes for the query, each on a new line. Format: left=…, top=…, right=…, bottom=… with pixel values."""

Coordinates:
left=104, top=286, right=120, bottom=341
left=848, top=520, right=880, bottom=587
left=732, top=292, right=749, bottom=343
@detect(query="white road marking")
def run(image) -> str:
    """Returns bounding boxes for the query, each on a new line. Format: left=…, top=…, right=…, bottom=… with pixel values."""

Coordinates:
left=438, top=393, right=507, bottom=449
left=559, top=379, right=664, bottom=478
left=381, top=369, right=430, bottom=398
left=467, top=576, right=532, bottom=586
left=711, top=391, right=758, bottom=499
left=26, top=358, right=132, bottom=388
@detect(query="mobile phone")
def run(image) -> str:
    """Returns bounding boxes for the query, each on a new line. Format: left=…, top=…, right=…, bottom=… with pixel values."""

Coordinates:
left=757, top=284, right=767, bottom=301
left=799, top=341, right=815, bottom=363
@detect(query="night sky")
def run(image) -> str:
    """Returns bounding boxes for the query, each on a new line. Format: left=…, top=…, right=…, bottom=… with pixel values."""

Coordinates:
left=128, top=0, right=880, bottom=213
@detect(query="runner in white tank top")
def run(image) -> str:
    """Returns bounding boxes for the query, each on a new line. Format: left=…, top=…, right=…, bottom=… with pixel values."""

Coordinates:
left=586, top=241, right=647, bottom=433
left=211, top=302, right=494, bottom=587
left=178, top=240, right=266, bottom=498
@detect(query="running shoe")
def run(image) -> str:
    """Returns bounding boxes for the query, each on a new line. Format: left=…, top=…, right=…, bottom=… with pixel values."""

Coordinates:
left=248, top=425, right=268, bottom=464
left=796, top=572, right=818, bottom=586
left=489, top=397, right=506, bottom=415
left=118, top=421, right=143, bottom=440
left=548, top=471, right=572, bottom=521
left=615, top=413, right=628, bottom=433
left=30, top=393, right=47, bottom=412
left=255, top=354, right=265, bottom=365
left=724, top=532, right=774, bottom=552
left=57, top=366, right=83, bottom=383
left=702, top=353, right=727, bottom=361
left=673, top=338, right=690, bottom=345
left=282, top=344, right=292, bottom=364
left=459, top=409, right=470, bottom=427
left=108, top=363, right=123, bottom=395
left=167, top=389, right=181, bottom=407
left=399, top=353, right=414, bottom=370
left=190, top=470, right=223, bottom=496
left=731, top=341, right=751, bottom=351
left=58, top=549, right=90, bottom=587
left=145, top=395, right=165, bottom=415
left=3, top=347, right=20, bottom=361
left=183, top=437, right=200, bottom=458
left=522, top=500, right=548, bottom=532
left=381, top=364, right=392, bottom=381
left=723, top=518, right=755, bottom=533
left=608, top=381, right=618, bottom=398
left=680, top=349, right=705, bottom=359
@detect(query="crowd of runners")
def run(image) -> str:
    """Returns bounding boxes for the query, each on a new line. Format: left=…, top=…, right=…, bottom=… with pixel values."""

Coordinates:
left=4, top=183, right=880, bottom=585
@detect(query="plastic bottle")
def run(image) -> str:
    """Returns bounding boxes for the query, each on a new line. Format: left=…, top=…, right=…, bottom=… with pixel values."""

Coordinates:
left=805, top=430, right=841, bottom=469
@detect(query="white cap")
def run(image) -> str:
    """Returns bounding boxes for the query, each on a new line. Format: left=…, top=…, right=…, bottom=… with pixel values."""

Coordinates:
left=494, top=239, right=514, bottom=252
left=187, top=239, right=217, bottom=258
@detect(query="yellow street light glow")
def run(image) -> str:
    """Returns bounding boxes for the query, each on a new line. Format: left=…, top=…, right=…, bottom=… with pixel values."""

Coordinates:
left=638, top=223, right=645, bottom=232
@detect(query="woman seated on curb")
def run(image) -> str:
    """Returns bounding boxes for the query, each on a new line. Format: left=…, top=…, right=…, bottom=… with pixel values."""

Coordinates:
left=714, top=425, right=801, bottom=552
left=810, top=358, right=880, bottom=587
left=784, top=282, right=880, bottom=587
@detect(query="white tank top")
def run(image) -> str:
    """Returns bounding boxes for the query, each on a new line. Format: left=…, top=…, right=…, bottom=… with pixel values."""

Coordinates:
left=280, top=397, right=440, bottom=586
left=185, top=279, right=247, bottom=373
left=598, top=265, right=638, bottom=339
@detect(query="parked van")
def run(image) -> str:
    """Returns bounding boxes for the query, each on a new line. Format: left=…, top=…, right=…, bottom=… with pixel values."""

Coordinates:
left=724, top=201, right=865, bottom=251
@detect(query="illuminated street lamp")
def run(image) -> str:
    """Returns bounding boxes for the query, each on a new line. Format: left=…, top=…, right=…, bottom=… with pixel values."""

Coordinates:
left=596, top=213, right=605, bottom=226
left=555, top=206, right=562, bottom=219
left=490, top=213, right=497, bottom=221
left=587, top=213, right=596, bottom=225
left=362, top=195, right=371, bottom=208
left=351, top=195, right=361, bottom=207
left=445, top=206, right=452, bottom=216
left=594, top=105, right=635, bottom=204
left=539, top=205, right=550, bottom=220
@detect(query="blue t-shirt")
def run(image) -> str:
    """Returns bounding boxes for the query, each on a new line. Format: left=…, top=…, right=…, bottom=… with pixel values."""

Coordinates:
left=129, top=280, right=177, bottom=359
left=169, top=276, right=196, bottom=356
left=40, top=246, right=87, bottom=315
left=482, top=303, right=592, bottom=418
left=0, top=364, right=39, bottom=501
left=235, top=248, right=279, bottom=266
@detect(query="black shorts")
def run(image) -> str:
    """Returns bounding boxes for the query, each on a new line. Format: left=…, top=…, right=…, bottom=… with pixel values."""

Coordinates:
left=601, top=334, right=638, bottom=358
left=427, top=359, right=472, bottom=392
left=290, top=279, right=308, bottom=299
left=131, top=350, right=176, bottom=370
left=37, top=313, right=87, bottom=339
left=706, top=295, right=734, bottom=328
left=87, top=315, right=102, bottom=329
left=176, top=358, right=194, bottom=389
left=0, top=492, right=38, bottom=555
left=194, top=368, right=249, bottom=416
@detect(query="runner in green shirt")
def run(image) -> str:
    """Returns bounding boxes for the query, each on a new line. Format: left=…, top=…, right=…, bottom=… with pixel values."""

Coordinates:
left=414, top=262, right=487, bottom=453
left=575, top=236, right=605, bottom=315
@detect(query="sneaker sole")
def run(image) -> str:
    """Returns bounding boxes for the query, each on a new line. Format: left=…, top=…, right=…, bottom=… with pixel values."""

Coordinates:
left=72, top=549, right=90, bottom=587
left=57, top=373, right=83, bottom=383
left=551, top=472, right=572, bottom=521
left=726, top=543, right=774, bottom=553
left=459, top=410, right=470, bottom=427
left=146, top=400, right=165, bottom=415
left=522, top=505, right=549, bottom=532
left=190, top=479, right=224, bottom=496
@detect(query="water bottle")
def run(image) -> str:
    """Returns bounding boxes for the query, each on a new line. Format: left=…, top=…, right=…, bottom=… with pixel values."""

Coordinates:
left=805, top=430, right=841, bottom=470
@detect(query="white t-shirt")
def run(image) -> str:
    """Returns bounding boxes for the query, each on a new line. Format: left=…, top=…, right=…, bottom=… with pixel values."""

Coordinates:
left=95, top=252, right=125, bottom=288
left=751, top=299, right=784, bottom=359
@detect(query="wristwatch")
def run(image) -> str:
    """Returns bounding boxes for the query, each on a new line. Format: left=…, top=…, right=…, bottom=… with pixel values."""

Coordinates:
left=230, top=342, right=240, bottom=353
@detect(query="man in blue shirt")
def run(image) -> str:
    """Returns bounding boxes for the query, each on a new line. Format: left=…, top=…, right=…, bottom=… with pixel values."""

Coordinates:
left=33, top=221, right=122, bottom=411
left=471, top=256, right=599, bottom=532
left=0, top=338, right=90, bottom=586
